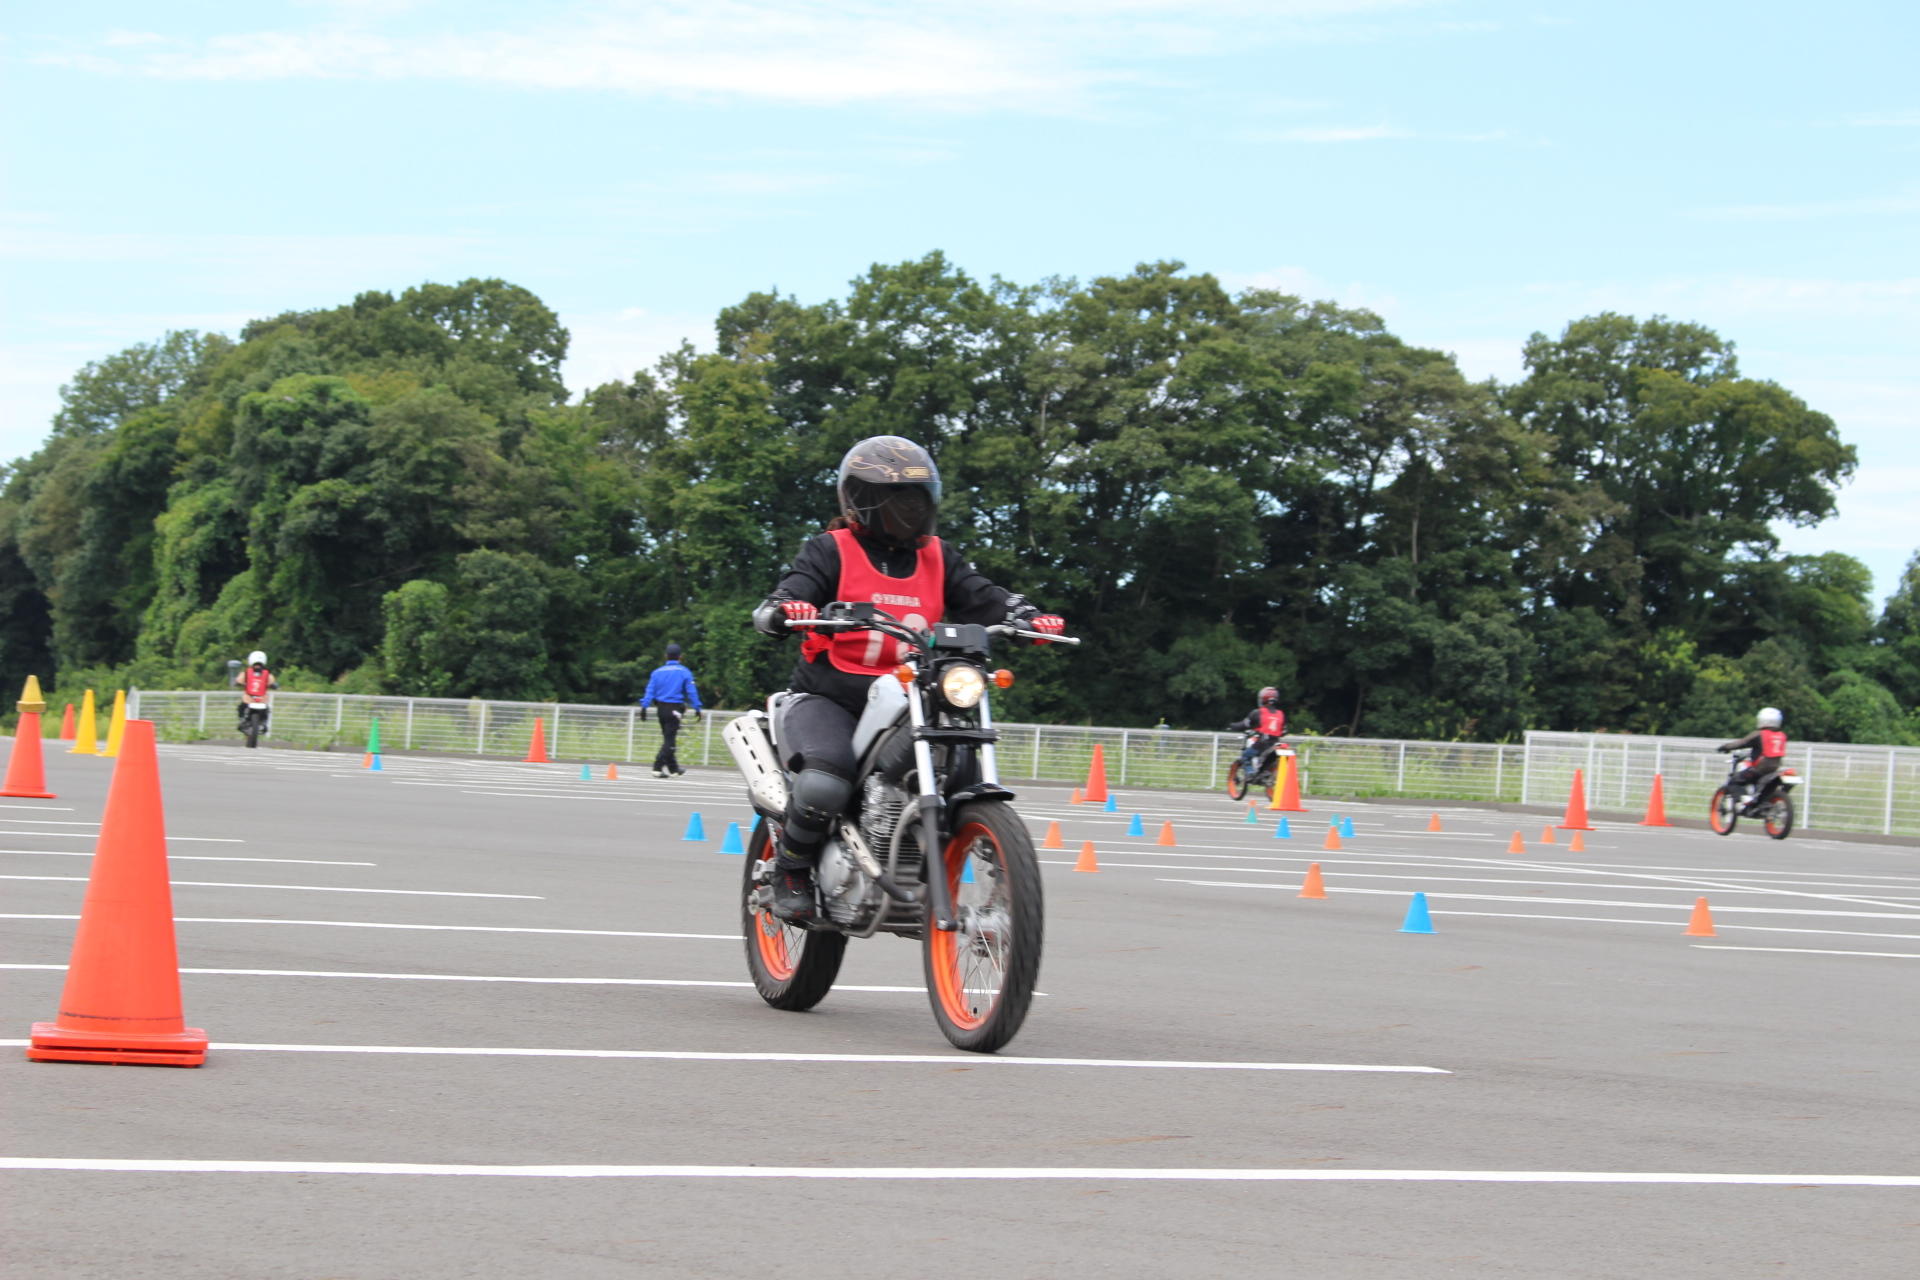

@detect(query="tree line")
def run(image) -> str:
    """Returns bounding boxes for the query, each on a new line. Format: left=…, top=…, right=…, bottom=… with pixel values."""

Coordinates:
left=4, top=254, right=1916, bottom=744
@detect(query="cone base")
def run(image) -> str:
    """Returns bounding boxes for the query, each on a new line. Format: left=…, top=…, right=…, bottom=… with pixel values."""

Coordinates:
left=0, top=788, right=57, bottom=799
left=28, top=1022, right=208, bottom=1067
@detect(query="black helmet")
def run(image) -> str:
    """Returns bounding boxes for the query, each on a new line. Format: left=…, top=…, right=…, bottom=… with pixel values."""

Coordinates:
left=837, top=436, right=941, bottom=549
left=1259, top=686, right=1280, bottom=707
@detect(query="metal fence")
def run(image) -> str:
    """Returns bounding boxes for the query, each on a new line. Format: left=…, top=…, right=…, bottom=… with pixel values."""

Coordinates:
left=1523, top=731, right=1920, bottom=840
left=124, top=690, right=1917, bottom=837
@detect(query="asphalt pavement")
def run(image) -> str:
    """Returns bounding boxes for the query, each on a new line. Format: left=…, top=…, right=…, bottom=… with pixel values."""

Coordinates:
left=3, top=737, right=1917, bottom=1278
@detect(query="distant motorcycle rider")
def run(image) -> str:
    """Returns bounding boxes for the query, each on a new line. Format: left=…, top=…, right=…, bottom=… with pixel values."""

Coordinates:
left=1717, top=707, right=1787, bottom=815
left=1229, top=686, right=1287, bottom=772
left=233, top=650, right=277, bottom=729
left=751, top=435, right=1064, bottom=923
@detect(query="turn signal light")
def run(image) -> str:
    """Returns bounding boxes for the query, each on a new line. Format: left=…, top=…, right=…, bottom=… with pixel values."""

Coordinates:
left=893, top=665, right=915, bottom=686
left=992, top=669, right=1015, bottom=688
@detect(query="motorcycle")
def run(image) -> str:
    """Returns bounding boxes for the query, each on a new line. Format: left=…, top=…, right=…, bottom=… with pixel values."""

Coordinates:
left=1225, top=732, right=1292, bottom=802
left=238, top=701, right=270, bottom=749
left=723, top=602, right=1077, bottom=1053
left=1709, top=755, right=1798, bottom=840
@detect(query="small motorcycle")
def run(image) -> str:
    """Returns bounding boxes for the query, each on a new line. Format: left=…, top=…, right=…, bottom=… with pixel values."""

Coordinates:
left=1709, top=755, right=1798, bottom=840
left=723, top=603, right=1076, bottom=1053
left=1225, top=732, right=1292, bottom=801
left=238, top=701, right=270, bottom=749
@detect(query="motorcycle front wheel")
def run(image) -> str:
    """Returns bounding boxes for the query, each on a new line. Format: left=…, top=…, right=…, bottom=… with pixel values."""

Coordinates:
left=1225, top=760, right=1248, bottom=801
left=244, top=715, right=261, bottom=749
left=741, top=818, right=845, bottom=1011
left=924, top=802, right=1044, bottom=1053
left=1764, top=795, right=1794, bottom=840
left=1708, top=787, right=1737, bottom=835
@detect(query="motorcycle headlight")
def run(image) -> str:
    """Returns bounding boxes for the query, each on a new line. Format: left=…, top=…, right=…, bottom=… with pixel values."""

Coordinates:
left=939, top=664, right=987, bottom=709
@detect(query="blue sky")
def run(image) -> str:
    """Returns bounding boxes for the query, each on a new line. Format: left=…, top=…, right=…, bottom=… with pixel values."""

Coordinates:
left=4, top=1, right=1915, bottom=600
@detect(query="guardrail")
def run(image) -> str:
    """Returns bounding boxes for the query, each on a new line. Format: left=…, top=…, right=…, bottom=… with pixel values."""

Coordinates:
left=124, top=691, right=1918, bottom=837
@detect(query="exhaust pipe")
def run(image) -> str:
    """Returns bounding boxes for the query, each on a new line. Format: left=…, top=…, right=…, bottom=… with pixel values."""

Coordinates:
left=723, top=713, right=789, bottom=817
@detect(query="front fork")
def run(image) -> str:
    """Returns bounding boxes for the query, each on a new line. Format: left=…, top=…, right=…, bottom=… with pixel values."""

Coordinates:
left=906, top=683, right=958, bottom=933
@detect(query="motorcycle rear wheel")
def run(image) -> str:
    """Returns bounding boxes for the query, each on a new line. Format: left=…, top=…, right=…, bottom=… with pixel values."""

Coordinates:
left=741, top=819, right=845, bottom=1011
left=1708, top=787, right=1736, bottom=835
left=924, top=802, right=1043, bottom=1053
left=1225, top=760, right=1248, bottom=801
left=1763, top=795, right=1794, bottom=840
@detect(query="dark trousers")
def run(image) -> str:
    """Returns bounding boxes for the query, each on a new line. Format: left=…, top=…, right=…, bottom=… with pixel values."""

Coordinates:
left=652, top=703, right=685, bottom=773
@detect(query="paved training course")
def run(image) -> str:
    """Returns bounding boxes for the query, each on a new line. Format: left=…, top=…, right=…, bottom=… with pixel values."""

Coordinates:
left=3, top=738, right=1918, bottom=1277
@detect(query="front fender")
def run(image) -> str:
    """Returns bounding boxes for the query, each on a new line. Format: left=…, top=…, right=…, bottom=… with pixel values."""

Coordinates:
left=947, top=781, right=1017, bottom=805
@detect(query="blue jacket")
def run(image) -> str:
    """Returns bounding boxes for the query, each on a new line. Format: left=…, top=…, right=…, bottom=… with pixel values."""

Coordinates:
left=640, top=660, right=702, bottom=710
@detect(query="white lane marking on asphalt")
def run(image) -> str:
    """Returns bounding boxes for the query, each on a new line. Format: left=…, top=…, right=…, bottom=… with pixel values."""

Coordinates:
left=1427, top=912, right=1920, bottom=940
left=0, top=876, right=540, bottom=899
left=0, top=1040, right=1448, bottom=1072
left=0, top=1159, right=1913, bottom=1185
left=1692, top=945, right=1920, bottom=960
left=0, top=965, right=924, bottom=991
left=0, top=831, right=244, bottom=843
left=0, top=805, right=76, bottom=811
left=1156, top=881, right=1920, bottom=921
left=0, top=819, right=99, bottom=825
left=1474, top=855, right=1920, bottom=914
left=0, top=851, right=376, bottom=866
left=0, top=913, right=733, bottom=939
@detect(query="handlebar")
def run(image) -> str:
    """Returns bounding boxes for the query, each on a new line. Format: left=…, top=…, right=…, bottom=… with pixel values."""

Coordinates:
left=787, top=607, right=1080, bottom=648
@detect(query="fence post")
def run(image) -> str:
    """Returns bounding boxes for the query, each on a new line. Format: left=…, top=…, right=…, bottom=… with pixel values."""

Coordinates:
left=1395, top=741, right=1407, bottom=795
left=1032, top=727, right=1042, bottom=780
left=626, top=706, right=636, bottom=763
left=703, top=713, right=715, bottom=765
left=198, top=692, right=208, bottom=735
left=1885, top=750, right=1897, bottom=837
left=477, top=701, right=487, bottom=755
left=334, top=695, right=344, bottom=740
left=1801, top=746, right=1815, bottom=828
left=1120, top=729, right=1130, bottom=785
left=550, top=703, right=561, bottom=759
left=405, top=699, right=415, bottom=751
left=1495, top=744, right=1505, bottom=801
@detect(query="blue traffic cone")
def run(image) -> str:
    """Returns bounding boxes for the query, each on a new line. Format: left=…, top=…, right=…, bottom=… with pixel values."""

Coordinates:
left=369, top=754, right=382, bottom=772
left=1127, top=813, right=1144, bottom=836
left=1273, top=817, right=1291, bottom=839
left=720, top=822, right=745, bottom=855
left=1398, top=892, right=1435, bottom=934
left=580, top=764, right=592, bottom=781
left=1103, top=794, right=1118, bottom=813
left=960, top=858, right=975, bottom=884
left=1244, top=804, right=1259, bottom=825
left=1341, top=815, right=1355, bottom=838
left=682, top=812, right=706, bottom=842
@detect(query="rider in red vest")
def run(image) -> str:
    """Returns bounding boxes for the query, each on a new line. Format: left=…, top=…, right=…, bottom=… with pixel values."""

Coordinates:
left=233, top=649, right=278, bottom=728
left=1718, top=706, right=1788, bottom=814
left=751, top=436, right=1064, bottom=921
left=1229, top=686, right=1287, bottom=772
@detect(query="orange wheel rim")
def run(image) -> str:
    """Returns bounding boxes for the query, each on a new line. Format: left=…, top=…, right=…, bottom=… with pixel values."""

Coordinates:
left=754, top=911, right=796, bottom=980
left=930, top=822, right=1008, bottom=1030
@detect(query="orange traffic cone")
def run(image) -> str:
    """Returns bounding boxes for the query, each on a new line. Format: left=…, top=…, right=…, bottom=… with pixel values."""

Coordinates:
left=1322, top=823, right=1342, bottom=851
left=1506, top=830, right=1526, bottom=854
left=1074, top=840, right=1100, bottom=872
left=1070, top=787, right=1084, bottom=804
left=1568, top=830, right=1586, bottom=852
left=1042, top=821, right=1064, bottom=849
left=606, top=763, right=620, bottom=780
left=1684, top=897, right=1717, bottom=937
left=1426, top=813, right=1442, bottom=832
left=1541, top=825, right=1556, bottom=845
left=1559, top=768, right=1594, bottom=831
left=1299, top=862, right=1327, bottom=899
left=59, top=702, right=76, bottom=740
left=1276, top=753, right=1306, bottom=811
left=68, top=689, right=99, bottom=756
left=27, top=719, right=207, bottom=1066
left=1640, top=773, right=1672, bottom=827
left=1082, top=745, right=1110, bottom=804
left=524, top=716, right=550, bottom=763
left=3, top=677, right=56, bottom=800
left=1156, top=820, right=1177, bottom=846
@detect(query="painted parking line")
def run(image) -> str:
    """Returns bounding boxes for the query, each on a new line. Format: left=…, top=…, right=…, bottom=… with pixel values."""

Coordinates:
left=0, top=875, right=540, bottom=899
left=1692, top=945, right=1920, bottom=960
left=1, top=1158, right=1914, bottom=1186
left=0, top=913, right=731, bottom=940
left=0, top=1040, right=1449, bottom=1072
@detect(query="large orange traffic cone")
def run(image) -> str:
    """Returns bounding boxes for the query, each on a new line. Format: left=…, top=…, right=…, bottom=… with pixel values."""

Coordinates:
left=3, top=677, right=56, bottom=799
left=59, top=702, right=76, bottom=740
left=1156, top=821, right=1177, bottom=846
left=99, top=689, right=128, bottom=758
left=1558, top=768, right=1594, bottom=831
left=1074, top=840, right=1100, bottom=872
left=524, top=716, right=550, bottom=763
left=1684, top=897, right=1717, bottom=937
left=68, top=689, right=99, bottom=756
left=27, top=719, right=207, bottom=1065
left=1276, top=753, right=1306, bottom=812
left=1082, top=745, right=1110, bottom=804
left=1640, top=773, right=1672, bottom=827
left=1042, top=821, right=1064, bottom=849
left=1299, top=862, right=1327, bottom=899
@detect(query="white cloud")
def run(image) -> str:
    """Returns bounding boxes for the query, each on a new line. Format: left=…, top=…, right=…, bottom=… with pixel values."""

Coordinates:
left=1691, top=188, right=1920, bottom=220
left=561, top=305, right=713, bottom=393
left=1849, top=111, right=1920, bottom=128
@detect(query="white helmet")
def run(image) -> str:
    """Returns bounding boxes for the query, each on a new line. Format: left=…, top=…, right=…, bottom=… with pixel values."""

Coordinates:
left=247, top=650, right=267, bottom=667
left=1756, top=707, right=1783, bottom=729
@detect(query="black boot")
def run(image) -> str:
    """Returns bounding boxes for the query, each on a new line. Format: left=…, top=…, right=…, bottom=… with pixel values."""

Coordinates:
left=768, top=854, right=818, bottom=923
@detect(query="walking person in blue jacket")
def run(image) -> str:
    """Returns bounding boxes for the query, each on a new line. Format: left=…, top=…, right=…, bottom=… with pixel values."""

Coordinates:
left=639, top=643, right=703, bottom=778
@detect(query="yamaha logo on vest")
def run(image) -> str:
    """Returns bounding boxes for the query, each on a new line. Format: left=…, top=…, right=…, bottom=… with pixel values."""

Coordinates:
left=873, top=592, right=922, bottom=608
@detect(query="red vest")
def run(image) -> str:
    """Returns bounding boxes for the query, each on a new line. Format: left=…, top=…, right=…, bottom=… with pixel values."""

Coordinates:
left=243, top=668, right=273, bottom=700
left=1259, top=707, right=1286, bottom=736
left=802, top=529, right=946, bottom=676
left=1759, top=729, right=1786, bottom=758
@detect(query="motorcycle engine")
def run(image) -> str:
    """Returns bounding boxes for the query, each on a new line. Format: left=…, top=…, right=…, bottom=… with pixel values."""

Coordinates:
left=814, top=838, right=869, bottom=928
left=861, top=775, right=911, bottom=849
